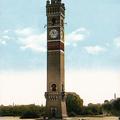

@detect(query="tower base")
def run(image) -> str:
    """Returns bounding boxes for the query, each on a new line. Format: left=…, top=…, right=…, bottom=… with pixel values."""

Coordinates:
left=45, top=92, right=68, bottom=119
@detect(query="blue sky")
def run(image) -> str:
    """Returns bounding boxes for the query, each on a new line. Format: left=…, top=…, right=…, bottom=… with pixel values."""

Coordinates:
left=0, top=0, right=120, bottom=105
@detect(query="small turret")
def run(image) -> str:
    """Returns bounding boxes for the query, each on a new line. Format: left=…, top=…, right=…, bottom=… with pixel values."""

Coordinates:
left=51, top=0, right=61, bottom=4
left=46, top=0, right=50, bottom=5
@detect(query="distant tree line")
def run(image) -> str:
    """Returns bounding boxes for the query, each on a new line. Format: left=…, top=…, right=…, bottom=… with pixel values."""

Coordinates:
left=102, top=98, right=120, bottom=116
left=0, top=104, right=45, bottom=118
left=0, top=93, right=120, bottom=118
left=66, top=93, right=120, bottom=117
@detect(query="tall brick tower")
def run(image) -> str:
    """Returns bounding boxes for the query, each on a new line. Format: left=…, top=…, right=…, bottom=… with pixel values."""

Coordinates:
left=45, top=0, right=67, bottom=119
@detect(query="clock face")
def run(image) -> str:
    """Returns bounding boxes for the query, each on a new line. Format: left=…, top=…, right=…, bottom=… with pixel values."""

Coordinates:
left=49, top=29, right=58, bottom=39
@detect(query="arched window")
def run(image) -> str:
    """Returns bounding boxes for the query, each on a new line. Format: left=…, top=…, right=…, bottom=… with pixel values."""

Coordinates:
left=62, top=84, right=64, bottom=91
left=51, top=84, right=57, bottom=91
left=61, top=19, right=64, bottom=26
left=52, top=17, right=56, bottom=26
left=51, top=107, right=57, bottom=118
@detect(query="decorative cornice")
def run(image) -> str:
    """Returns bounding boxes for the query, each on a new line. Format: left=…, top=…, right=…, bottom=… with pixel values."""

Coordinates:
left=48, top=40, right=64, bottom=43
left=47, top=50, right=64, bottom=54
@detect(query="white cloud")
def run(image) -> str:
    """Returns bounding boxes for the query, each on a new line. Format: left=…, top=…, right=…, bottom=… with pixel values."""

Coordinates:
left=1, top=41, right=6, bottom=45
left=0, top=30, right=12, bottom=45
left=15, top=28, right=33, bottom=37
left=20, top=32, right=47, bottom=53
left=15, top=28, right=47, bottom=53
left=84, top=45, right=106, bottom=55
left=114, top=36, right=120, bottom=47
left=0, top=39, right=7, bottom=45
left=66, top=28, right=89, bottom=46
left=0, top=34, right=11, bottom=46
left=4, top=30, right=10, bottom=33
left=2, top=35, right=10, bottom=40
left=0, top=35, right=12, bottom=45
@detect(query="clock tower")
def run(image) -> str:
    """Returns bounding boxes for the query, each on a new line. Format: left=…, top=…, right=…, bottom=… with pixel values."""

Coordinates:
left=45, top=0, right=67, bottom=119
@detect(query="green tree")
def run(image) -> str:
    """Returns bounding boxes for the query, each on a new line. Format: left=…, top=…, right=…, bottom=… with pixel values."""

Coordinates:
left=0, top=104, right=45, bottom=117
left=66, top=92, right=83, bottom=116
left=112, top=98, right=120, bottom=111
left=111, top=98, right=120, bottom=116
left=102, top=100, right=112, bottom=115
